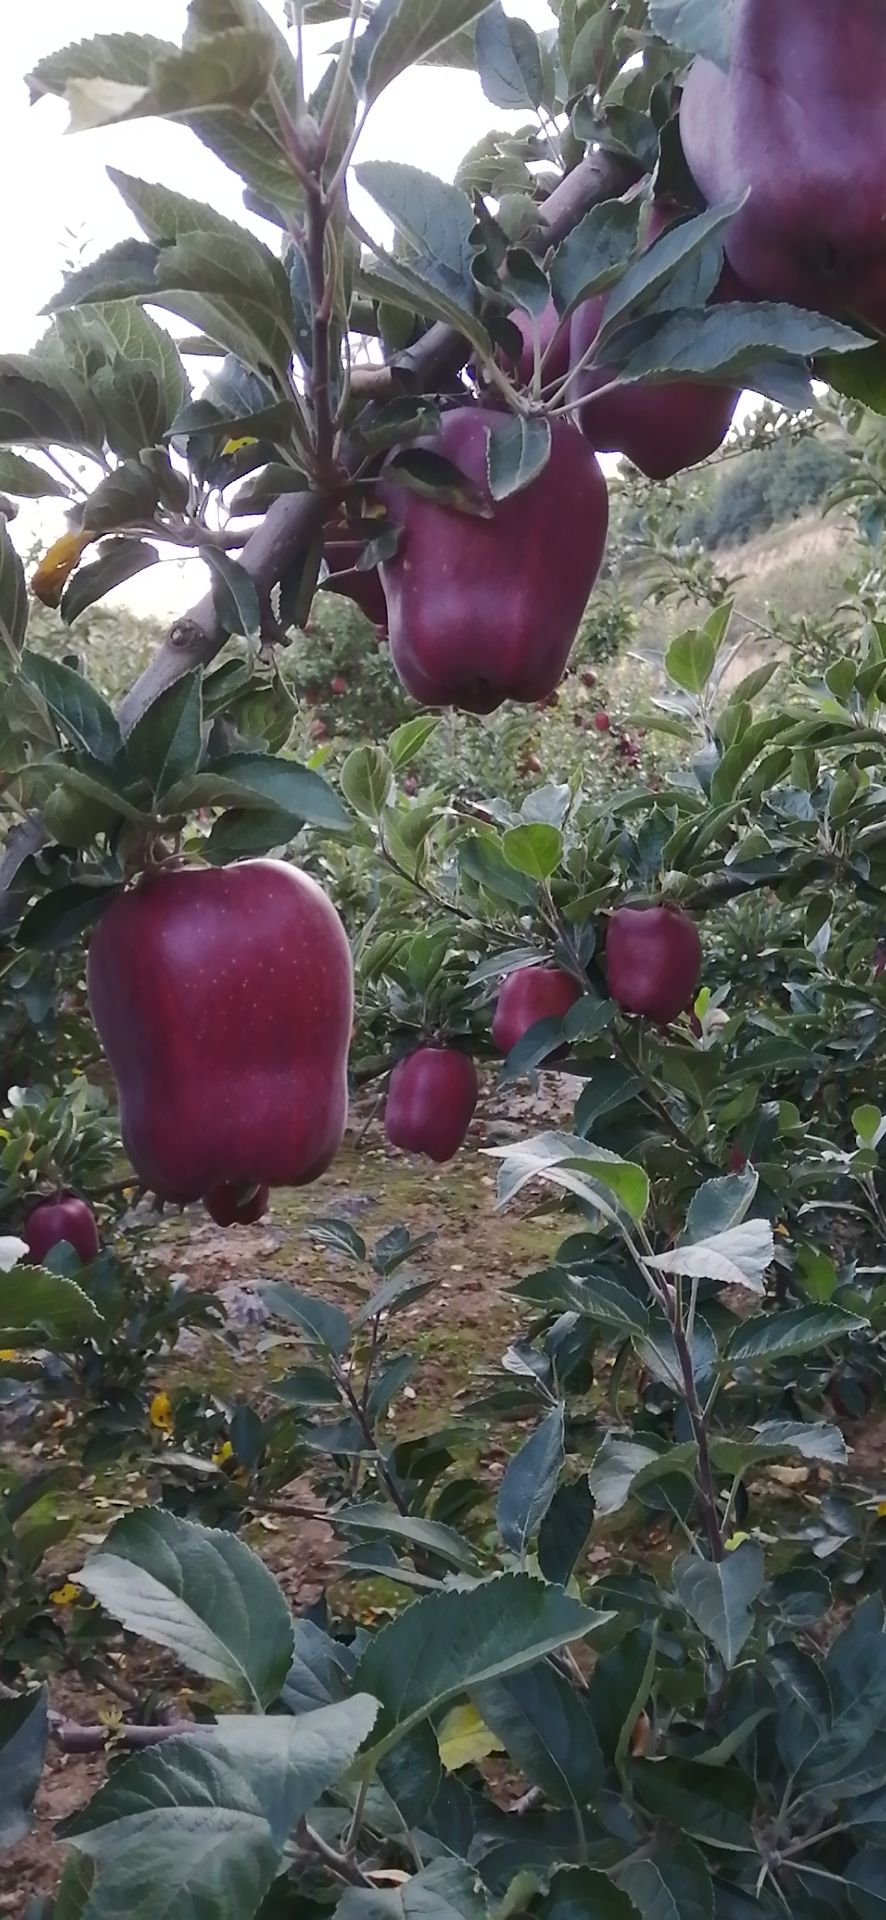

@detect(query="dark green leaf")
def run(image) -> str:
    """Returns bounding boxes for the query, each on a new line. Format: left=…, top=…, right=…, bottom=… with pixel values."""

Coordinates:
left=0, top=1267, right=104, bottom=1347
left=335, top=1507, right=480, bottom=1575
left=204, top=548, right=262, bottom=640
left=0, top=451, right=68, bottom=500
left=648, top=0, right=732, bottom=67
left=618, top=1841, right=714, bottom=1920
left=123, top=669, right=204, bottom=802
left=332, top=1858, right=486, bottom=1918
left=538, top=1479, right=595, bottom=1586
left=486, top=413, right=551, bottom=502
left=259, top=1282, right=351, bottom=1356
left=727, top=1305, right=867, bottom=1366
left=60, top=1702, right=377, bottom=1919
left=538, top=1869, right=639, bottom=1920
left=355, top=1574, right=610, bottom=1760
left=16, top=881, right=121, bottom=955
left=351, top=0, right=494, bottom=103
left=0, top=518, right=27, bottom=665
left=672, top=1544, right=764, bottom=1669
left=0, top=1688, right=48, bottom=1848
left=549, top=200, right=642, bottom=321
left=473, top=1662, right=604, bottom=1808
left=497, top=1405, right=565, bottom=1557
left=475, top=3, right=544, bottom=109
left=21, top=651, right=122, bottom=763
left=61, top=538, right=159, bottom=625
left=79, top=1509, right=295, bottom=1707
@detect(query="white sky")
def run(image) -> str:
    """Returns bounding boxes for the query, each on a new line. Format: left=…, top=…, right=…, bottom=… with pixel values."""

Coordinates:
left=2, top=1, right=559, bottom=617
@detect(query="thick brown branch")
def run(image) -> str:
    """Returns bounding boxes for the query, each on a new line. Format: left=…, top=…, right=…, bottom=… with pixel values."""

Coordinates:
left=350, top=149, right=638, bottom=401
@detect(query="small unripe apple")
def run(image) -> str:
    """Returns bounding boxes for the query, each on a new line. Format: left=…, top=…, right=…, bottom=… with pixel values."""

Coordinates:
left=385, top=1048, right=478, bottom=1163
left=204, top=1183, right=270, bottom=1227
left=594, top=711, right=611, bottom=733
left=25, top=1195, right=100, bottom=1265
left=492, top=966, right=581, bottom=1055
left=607, top=904, right=703, bottom=1025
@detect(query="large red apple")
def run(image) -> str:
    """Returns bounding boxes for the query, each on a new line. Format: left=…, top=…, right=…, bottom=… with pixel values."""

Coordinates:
left=87, top=860, right=353, bottom=1203
left=606, top=905, right=702, bottom=1025
left=378, top=408, right=608, bottom=713
left=568, top=206, right=739, bottom=480
left=680, top=0, right=886, bottom=333
left=25, top=1195, right=100, bottom=1266
left=492, top=966, right=581, bottom=1055
left=204, top=1183, right=270, bottom=1227
left=384, top=1048, right=478, bottom=1163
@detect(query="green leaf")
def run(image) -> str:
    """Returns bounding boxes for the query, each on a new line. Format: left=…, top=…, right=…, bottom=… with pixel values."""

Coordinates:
left=335, top=1507, right=480, bottom=1576
left=618, top=1843, right=714, bottom=1920
left=854, top=1104, right=886, bottom=1149
left=502, top=823, right=563, bottom=882
left=355, top=1574, right=610, bottom=1762
left=549, top=199, right=641, bottom=321
left=0, top=518, right=27, bottom=665
left=16, top=880, right=121, bottom=955
left=630, top=1756, right=754, bottom=1850
left=383, top=446, right=489, bottom=515
left=684, top=1170, right=758, bottom=1242
left=166, top=752, right=351, bottom=832
left=648, top=0, right=731, bottom=66
left=259, top=1281, right=351, bottom=1356
left=0, top=1687, right=48, bottom=1848
left=0, top=451, right=68, bottom=500
left=21, top=651, right=122, bottom=764
left=123, top=669, right=204, bottom=803
left=60, top=1701, right=378, bottom=1920
left=601, top=301, right=869, bottom=384
left=487, top=414, right=551, bottom=502
left=647, top=1220, right=774, bottom=1296
left=475, top=3, right=544, bottom=109
left=498, top=1406, right=564, bottom=1559
left=588, top=1627, right=656, bottom=1771
left=590, top=1436, right=692, bottom=1519
left=727, top=1305, right=868, bottom=1367
left=351, top=0, right=494, bottom=103
left=473, top=1662, right=604, bottom=1809
left=848, top=1849, right=886, bottom=1918
left=488, top=1131, right=649, bottom=1227
left=600, top=205, right=740, bottom=341
left=61, top=538, right=159, bottom=625
left=356, top=161, right=476, bottom=307
left=204, top=548, right=262, bottom=640
left=79, top=1509, right=295, bottom=1707
left=70, top=28, right=275, bottom=130
left=538, top=1480, right=595, bottom=1587
left=0, top=352, right=104, bottom=452
left=666, top=628, right=717, bottom=695
left=388, top=715, right=438, bottom=769
left=538, top=1869, right=639, bottom=1919
left=672, top=1543, right=764, bottom=1670
left=332, top=1859, right=487, bottom=1919
left=341, top=745, right=394, bottom=820
left=0, top=1268, right=104, bottom=1347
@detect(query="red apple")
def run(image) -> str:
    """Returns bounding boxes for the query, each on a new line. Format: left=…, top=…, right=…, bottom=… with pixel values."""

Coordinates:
left=680, top=0, right=886, bottom=332
left=384, top=1048, right=478, bottom=1163
left=606, top=905, right=702, bottom=1025
left=594, top=711, right=611, bottom=732
left=492, top=966, right=582, bottom=1055
left=25, top=1195, right=99, bottom=1266
left=581, top=669, right=597, bottom=688
left=330, top=675, right=348, bottom=696
left=204, top=1183, right=270, bottom=1227
left=504, top=301, right=571, bottom=389
left=87, top=860, right=353, bottom=1203
left=379, top=408, right=608, bottom=713
left=568, top=203, right=738, bottom=479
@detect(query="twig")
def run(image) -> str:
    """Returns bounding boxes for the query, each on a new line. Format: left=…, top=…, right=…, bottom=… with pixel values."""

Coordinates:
left=298, top=1818, right=373, bottom=1887
left=51, top=1717, right=189, bottom=1753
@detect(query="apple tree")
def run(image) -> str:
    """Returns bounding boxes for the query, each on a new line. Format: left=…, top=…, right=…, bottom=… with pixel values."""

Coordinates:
left=4, top=2, right=886, bottom=1916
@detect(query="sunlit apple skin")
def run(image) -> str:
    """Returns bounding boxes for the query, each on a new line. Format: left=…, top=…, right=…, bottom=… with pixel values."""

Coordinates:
left=384, top=1048, right=479, bottom=1163
left=378, top=408, right=609, bottom=714
left=204, top=1183, right=270, bottom=1227
left=87, top=860, right=353, bottom=1204
left=492, top=967, right=581, bottom=1055
left=25, top=1195, right=100, bottom=1265
left=680, top=0, right=886, bottom=330
left=606, top=905, right=703, bottom=1025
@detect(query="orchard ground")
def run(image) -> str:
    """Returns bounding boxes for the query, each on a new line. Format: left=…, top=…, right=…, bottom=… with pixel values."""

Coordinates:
left=9, top=1064, right=886, bottom=1911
